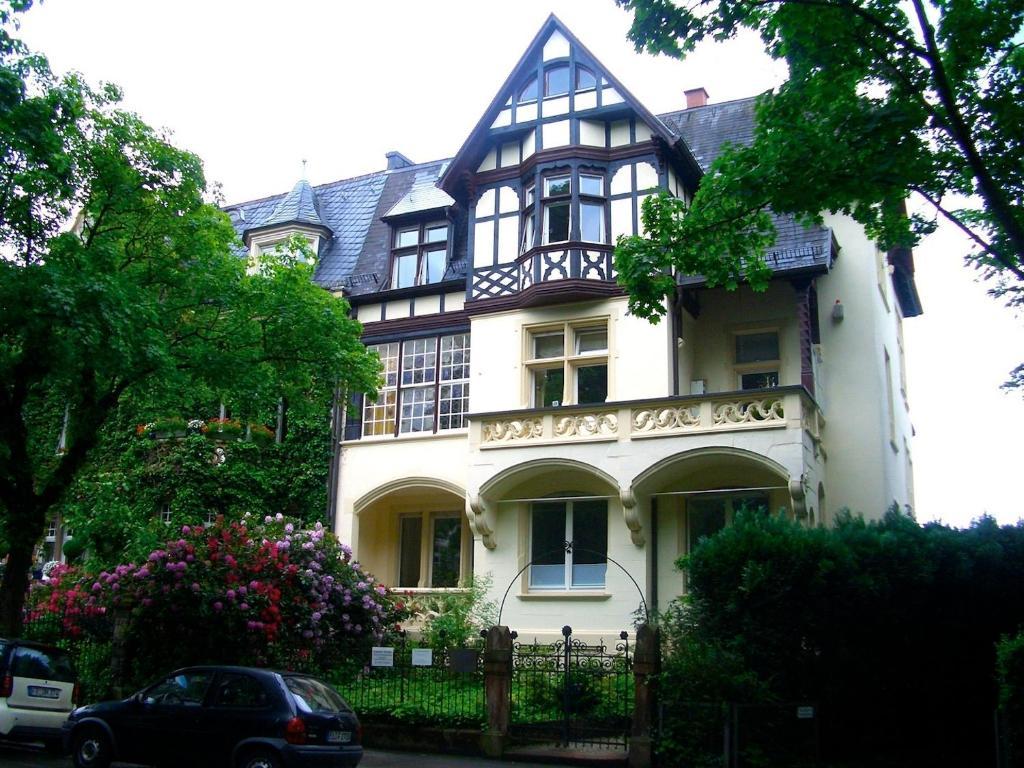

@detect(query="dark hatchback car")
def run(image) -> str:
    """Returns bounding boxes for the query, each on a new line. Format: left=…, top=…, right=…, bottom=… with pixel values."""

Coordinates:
left=63, top=665, right=362, bottom=768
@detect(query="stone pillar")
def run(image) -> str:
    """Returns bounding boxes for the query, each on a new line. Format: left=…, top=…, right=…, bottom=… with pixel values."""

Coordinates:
left=110, top=606, right=131, bottom=698
left=630, top=623, right=660, bottom=768
left=481, top=625, right=513, bottom=758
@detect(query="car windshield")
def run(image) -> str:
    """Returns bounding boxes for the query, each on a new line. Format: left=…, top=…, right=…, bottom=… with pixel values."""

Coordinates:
left=283, top=676, right=349, bottom=714
left=11, top=646, right=76, bottom=683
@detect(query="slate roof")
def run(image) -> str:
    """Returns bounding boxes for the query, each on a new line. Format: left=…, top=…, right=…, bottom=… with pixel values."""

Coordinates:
left=265, top=179, right=327, bottom=229
left=224, top=95, right=832, bottom=300
left=659, top=97, right=834, bottom=277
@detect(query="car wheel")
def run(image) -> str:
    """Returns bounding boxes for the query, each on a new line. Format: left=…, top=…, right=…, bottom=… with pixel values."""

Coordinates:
left=72, top=727, right=112, bottom=768
left=238, top=750, right=282, bottom=768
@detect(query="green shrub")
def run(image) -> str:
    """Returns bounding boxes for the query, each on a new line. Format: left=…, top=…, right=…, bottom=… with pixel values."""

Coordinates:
left=998, top=630, right=1024, bottom=767
left=418, top=574, right=497, bottom=649
left=657, top=510, right=1024, bottom=767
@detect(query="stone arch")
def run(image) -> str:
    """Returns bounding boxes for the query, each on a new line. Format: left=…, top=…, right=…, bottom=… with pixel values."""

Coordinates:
left=353, top=476, right=466, bottom=517
left=471, top=457, right=641, bottom=548
left=631, top=446, right=791, bottom=499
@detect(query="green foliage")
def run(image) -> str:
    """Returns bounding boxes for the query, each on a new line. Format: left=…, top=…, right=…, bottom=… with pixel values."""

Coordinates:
left=0, top=1, right=381, bottom=634
left=61, top=401, right=337, bottom=569
left=417, top=574, right=498, bottom=649
left=614, top=0, right=1024, bottom=330
left=658, top=511, right=1024, bottom=766
left=998, top=630, right=1024, bottom=767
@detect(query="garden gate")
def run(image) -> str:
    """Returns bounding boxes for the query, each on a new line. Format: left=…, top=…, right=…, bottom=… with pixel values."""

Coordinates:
left=509, top=625, right=633, bottom=749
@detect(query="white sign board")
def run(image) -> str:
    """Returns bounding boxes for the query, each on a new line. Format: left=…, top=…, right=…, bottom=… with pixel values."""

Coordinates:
left=796, top=706, right=815, bottom=720
left=370, top=646, right=394, bottom=668
left=411, top=648, right=433, bottom=667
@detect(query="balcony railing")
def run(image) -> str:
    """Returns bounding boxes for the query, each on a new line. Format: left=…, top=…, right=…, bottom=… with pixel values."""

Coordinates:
left=471, top=243, right=614, bottom=300
left=471, top=386, right=823, bottom=450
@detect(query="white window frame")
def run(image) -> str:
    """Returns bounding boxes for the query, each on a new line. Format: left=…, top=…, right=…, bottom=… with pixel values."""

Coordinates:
left=528, top=498, right=608, bottom=591
left=733, top=328, right=781, bottom=391
left=524, top=320, right=609, bottom=407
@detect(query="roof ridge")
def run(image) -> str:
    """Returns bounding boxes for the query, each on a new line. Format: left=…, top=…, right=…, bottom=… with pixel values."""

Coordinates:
left=657, top=93, right=762, bottom=120
left=224, top=157, right=454, bottom=211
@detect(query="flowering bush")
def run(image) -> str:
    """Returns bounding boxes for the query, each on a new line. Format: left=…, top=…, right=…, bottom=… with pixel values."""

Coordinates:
left=26, top=515, right=407, bottom=683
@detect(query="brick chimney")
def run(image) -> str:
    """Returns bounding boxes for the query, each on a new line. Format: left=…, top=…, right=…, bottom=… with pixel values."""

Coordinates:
left=684, top=87, right=709, bottom=109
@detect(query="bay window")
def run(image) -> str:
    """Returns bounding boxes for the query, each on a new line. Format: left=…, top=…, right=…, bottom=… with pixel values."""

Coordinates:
left=527, top=169, right=607, bottom=250
left=530, top=498, right=608, bottom=589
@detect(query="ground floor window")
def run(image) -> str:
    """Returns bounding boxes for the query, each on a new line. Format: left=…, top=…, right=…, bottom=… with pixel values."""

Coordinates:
left=530, top=498, right=608, bottom=589
left=686, top=492, right=769, bottom=551
left=398, top=512, right=465, bottom=588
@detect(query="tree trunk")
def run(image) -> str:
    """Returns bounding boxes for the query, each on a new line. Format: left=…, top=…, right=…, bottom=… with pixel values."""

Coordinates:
left=0, top=528, right=36, bottom=637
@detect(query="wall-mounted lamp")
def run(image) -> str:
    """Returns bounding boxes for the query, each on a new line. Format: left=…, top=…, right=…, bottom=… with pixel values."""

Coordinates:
left=831, top=299, right=845, bottom=323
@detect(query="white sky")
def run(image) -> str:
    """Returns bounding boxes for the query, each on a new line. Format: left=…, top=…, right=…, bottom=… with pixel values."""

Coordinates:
left=17, top=0, right=1024, bottom=527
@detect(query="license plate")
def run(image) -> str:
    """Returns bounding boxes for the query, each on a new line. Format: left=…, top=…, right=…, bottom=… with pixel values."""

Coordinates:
left=27, top=685, right=60, bottom=699
left=327, top=730, right=351, bottom=744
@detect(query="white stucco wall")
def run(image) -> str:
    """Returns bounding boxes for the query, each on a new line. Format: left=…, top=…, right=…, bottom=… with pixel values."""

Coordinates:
left=815, top=214, right=916, bottom=520
left=469, top=296, right=673, bottom=413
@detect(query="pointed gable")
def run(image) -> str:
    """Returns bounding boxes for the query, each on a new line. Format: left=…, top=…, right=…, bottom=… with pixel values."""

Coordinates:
left=439, top=14, right=700, bottom=198
left=267, top=178, right=327, bottom=229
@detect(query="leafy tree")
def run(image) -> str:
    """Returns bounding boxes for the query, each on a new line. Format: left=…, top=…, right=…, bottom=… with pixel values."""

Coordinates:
left=613, top=0, right=1024, bottom=327
left=0, top=4, right=380, bottom=635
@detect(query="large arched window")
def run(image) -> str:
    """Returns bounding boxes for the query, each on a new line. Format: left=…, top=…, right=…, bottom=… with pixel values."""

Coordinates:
left=576, top=65, right=597, bottom=91
left=518, top=76, right=538, bottom=104
left=544, top=64, right=571, bottom=97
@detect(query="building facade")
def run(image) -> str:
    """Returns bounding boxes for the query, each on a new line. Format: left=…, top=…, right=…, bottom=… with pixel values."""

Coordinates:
left=225, top=17, right=921, bottom=640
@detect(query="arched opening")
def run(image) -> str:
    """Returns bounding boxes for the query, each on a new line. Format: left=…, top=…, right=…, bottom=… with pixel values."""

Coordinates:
left=633, top=448, right=792, bottom=607
left=355, top=478, right=470, bottom=590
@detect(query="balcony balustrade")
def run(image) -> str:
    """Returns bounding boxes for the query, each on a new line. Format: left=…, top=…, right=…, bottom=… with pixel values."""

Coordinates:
left=471, top=386, right=824, bottom=451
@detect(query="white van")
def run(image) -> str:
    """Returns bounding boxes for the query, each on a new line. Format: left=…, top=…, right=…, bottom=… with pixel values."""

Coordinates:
left=0, top=638, right=78, bottom=752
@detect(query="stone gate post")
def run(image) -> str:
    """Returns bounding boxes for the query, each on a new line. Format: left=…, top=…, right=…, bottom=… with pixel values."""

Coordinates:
left=630, top=622, right=660, bottom=768
left=481, top=625, right=513, bottom=758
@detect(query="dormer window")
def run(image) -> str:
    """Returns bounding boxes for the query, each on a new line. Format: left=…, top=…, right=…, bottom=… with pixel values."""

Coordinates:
left=390, top=222, right=450, bottom=289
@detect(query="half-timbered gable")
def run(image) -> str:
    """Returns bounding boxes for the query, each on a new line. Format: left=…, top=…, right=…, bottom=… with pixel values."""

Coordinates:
left=439, top=16, right=701, bottom=308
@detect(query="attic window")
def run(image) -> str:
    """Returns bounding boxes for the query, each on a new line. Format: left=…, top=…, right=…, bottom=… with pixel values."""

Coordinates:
left=576, top=66, right=596, bottom=91
left=545, top=65, right=570, bottom=97
left=518, top=77, right=539, bottom=104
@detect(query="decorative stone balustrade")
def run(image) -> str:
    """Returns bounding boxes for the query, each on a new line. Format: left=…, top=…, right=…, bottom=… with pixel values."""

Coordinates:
left=474, top=387, right=821, bottom=449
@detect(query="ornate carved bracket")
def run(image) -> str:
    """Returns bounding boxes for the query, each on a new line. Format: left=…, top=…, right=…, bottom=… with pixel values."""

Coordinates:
left=620, top=488, right=645, bottom=547
left=466, top=493, right=496, bottom=549
left=789, top=475, right=808, bottom=520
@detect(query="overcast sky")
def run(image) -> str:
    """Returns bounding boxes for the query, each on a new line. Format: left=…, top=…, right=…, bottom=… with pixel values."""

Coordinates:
left=17, top=0, right=1024, bottom=527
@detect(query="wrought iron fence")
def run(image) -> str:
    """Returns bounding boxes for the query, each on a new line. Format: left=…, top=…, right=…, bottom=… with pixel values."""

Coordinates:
left=509, top=625, right=633, bottom=750
left=329, top=632, right=485, bottom=728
